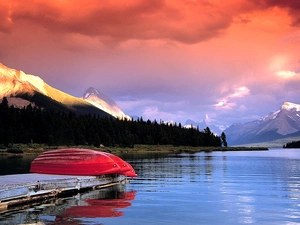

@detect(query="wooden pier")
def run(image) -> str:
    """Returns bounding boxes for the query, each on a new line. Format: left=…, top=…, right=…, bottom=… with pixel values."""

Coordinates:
left=0, top=173, right=127, bottom=211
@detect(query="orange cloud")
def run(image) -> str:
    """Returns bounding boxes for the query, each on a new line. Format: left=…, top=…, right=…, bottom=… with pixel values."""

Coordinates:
left=0, top=0, right=270, bottom=44
left=0, top=0, right=299, bottom=46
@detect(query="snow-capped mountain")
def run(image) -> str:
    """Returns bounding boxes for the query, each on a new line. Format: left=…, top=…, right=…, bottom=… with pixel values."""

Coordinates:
left=225, top=102, right=300, bottom=145
left=184, top=119, right=223, bottom=135
left=0, top=62, right=45, bottom=98
left=83, top=87, right=130, bottom=120
left=0, top=62, right=123, bottom=118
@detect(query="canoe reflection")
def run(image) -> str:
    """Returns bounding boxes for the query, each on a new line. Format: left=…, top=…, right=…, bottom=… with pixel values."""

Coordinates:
left=55, top=188, right=136, bottom=221
left=0, top=185, right=136, bottom=225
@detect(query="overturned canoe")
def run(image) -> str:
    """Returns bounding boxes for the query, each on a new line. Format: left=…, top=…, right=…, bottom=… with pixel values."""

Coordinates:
left=101, top=152, right=138, bottom=177
left=122, top=162, right=138, bottom=178
left=30, top=148, right=121, bottom=176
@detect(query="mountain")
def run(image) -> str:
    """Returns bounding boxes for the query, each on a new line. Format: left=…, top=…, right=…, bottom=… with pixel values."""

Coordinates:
left=0, top=62, right=121, bottom=118
left=184, top=119, right=223, bottom=135
left=225, top=102, right=300, bottom=145
left=82, top=87, right=130, bottom=120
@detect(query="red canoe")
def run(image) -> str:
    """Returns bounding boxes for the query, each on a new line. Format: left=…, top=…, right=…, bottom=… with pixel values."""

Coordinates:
left=30, top=148, right=121, bottom=176
left=101, top=152, right=138, bottom=177
left=100, top=152, right=131, bottom=174
left=30, top=148, right=137, bottom=177
left=122, top=162, right=138, bottom=178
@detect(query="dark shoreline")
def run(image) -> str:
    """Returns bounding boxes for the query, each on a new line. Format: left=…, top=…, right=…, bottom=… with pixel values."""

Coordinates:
left=0, top=144, right=269, bottom=156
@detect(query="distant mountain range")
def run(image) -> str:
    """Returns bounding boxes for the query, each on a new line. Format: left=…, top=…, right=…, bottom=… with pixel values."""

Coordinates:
left=1, top=62, right=299, bottom=147
left=0, top=62, right=129, bottom=119
left=224, top=102, right=300, bottom=145
left=184, top=119, right=223, bottom=135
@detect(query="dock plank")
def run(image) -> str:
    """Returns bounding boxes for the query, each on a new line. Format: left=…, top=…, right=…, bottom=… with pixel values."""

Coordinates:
left=0, top=173, right=126, bottom=210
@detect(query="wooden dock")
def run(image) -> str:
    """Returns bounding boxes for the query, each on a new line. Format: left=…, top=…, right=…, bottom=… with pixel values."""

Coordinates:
left=0, top=173, right=127, bottom=211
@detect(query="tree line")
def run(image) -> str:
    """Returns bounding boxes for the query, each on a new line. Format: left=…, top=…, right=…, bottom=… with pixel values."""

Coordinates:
left=0, top=97, right=227, bottom=148
left=283, top=140, right=300, bottom=148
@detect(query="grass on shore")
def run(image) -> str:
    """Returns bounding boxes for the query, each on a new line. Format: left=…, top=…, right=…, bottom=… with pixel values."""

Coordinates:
left=0, top=143, right=268, bottom=156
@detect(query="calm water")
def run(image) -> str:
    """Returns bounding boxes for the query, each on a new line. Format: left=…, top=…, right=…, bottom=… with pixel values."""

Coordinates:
left=1, top=148, right=300, bottom=224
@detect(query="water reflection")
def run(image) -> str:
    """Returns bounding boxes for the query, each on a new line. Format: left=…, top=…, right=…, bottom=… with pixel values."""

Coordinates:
left=2, top=150, right=300, bottom=224
left=129, top=151, right=300, bottom=224
left=0, top=185, right=135, bottom=225
left=0, top=154, right=36, bottom=175
left=54, top=189, right=135, bottom=221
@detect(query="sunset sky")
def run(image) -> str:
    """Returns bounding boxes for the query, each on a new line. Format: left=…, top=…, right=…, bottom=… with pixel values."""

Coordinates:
left=1, top=0, right=300, bottom=128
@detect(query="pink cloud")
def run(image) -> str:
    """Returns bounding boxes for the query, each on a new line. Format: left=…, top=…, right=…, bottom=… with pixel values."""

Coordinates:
left=215, top=86, right=250, bottom=110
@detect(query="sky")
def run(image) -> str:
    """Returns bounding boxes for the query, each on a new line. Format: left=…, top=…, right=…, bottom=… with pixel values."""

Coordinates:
left=1, top=0, right=300, bottom=129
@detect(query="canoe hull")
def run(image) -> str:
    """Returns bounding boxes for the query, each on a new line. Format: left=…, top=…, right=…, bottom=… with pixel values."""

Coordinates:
left=30, top=148, right=121, bottom=176
left=101, top=152, right=138, bottom=177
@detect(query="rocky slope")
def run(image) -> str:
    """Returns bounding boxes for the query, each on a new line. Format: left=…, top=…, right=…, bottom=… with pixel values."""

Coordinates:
left=83, top=87, right=130, bottom=120
left=225, top=102, right=300, bottom=145
left=0, top=62, right=126, bottom=118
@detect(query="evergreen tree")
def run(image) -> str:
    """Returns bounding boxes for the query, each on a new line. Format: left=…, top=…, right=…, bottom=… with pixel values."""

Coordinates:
left=221, top=132, right=228, bottom=147
left=0, top=102, right=223, bottom=148
left=0, top=97, right=9, bottom=108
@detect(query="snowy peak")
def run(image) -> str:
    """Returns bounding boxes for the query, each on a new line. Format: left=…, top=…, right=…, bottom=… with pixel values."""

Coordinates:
left=82, top=87, right=130, bottom=120
left=83, top=87, right=117, bottom=106
left=0, top=62, right=86, bottom=106
left=0, top=62, right=117, bottom=118
left=281, top=102, right=300, bottom=112
left=225, top=101, right=300, bottom=145
left=20, top=74, right=47, bottom=95
left=84, top=87, right=99, bottom=98
left=0, top=62, right=47, bottom=98
left=184, top=119, right=222, bottom=135
left=260, top=110, right=280, bottom=122
left=260, top=102, right=300, bottom=122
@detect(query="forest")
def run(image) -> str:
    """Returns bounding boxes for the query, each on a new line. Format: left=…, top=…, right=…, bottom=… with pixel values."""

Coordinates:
left=283, top=140, right=300, bottom=148
left=0, top=97, right=226, bottom=148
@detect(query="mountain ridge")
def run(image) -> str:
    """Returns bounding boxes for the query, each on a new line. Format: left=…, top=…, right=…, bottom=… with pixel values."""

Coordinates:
left=225, top=101, right=300, bottom=145
left=184, top=119, right=223, bottom=135
left=82, top=87, right=130, bottom=120
left=0, top=62, right=126, bottom=118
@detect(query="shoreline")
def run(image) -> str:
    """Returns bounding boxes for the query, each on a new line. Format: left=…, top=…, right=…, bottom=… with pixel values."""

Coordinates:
left=0, top=144, right=269, bottom=156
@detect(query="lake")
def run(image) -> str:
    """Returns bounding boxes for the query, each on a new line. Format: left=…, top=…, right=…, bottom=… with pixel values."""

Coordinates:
left=1, top=148, right=300, bottom=224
